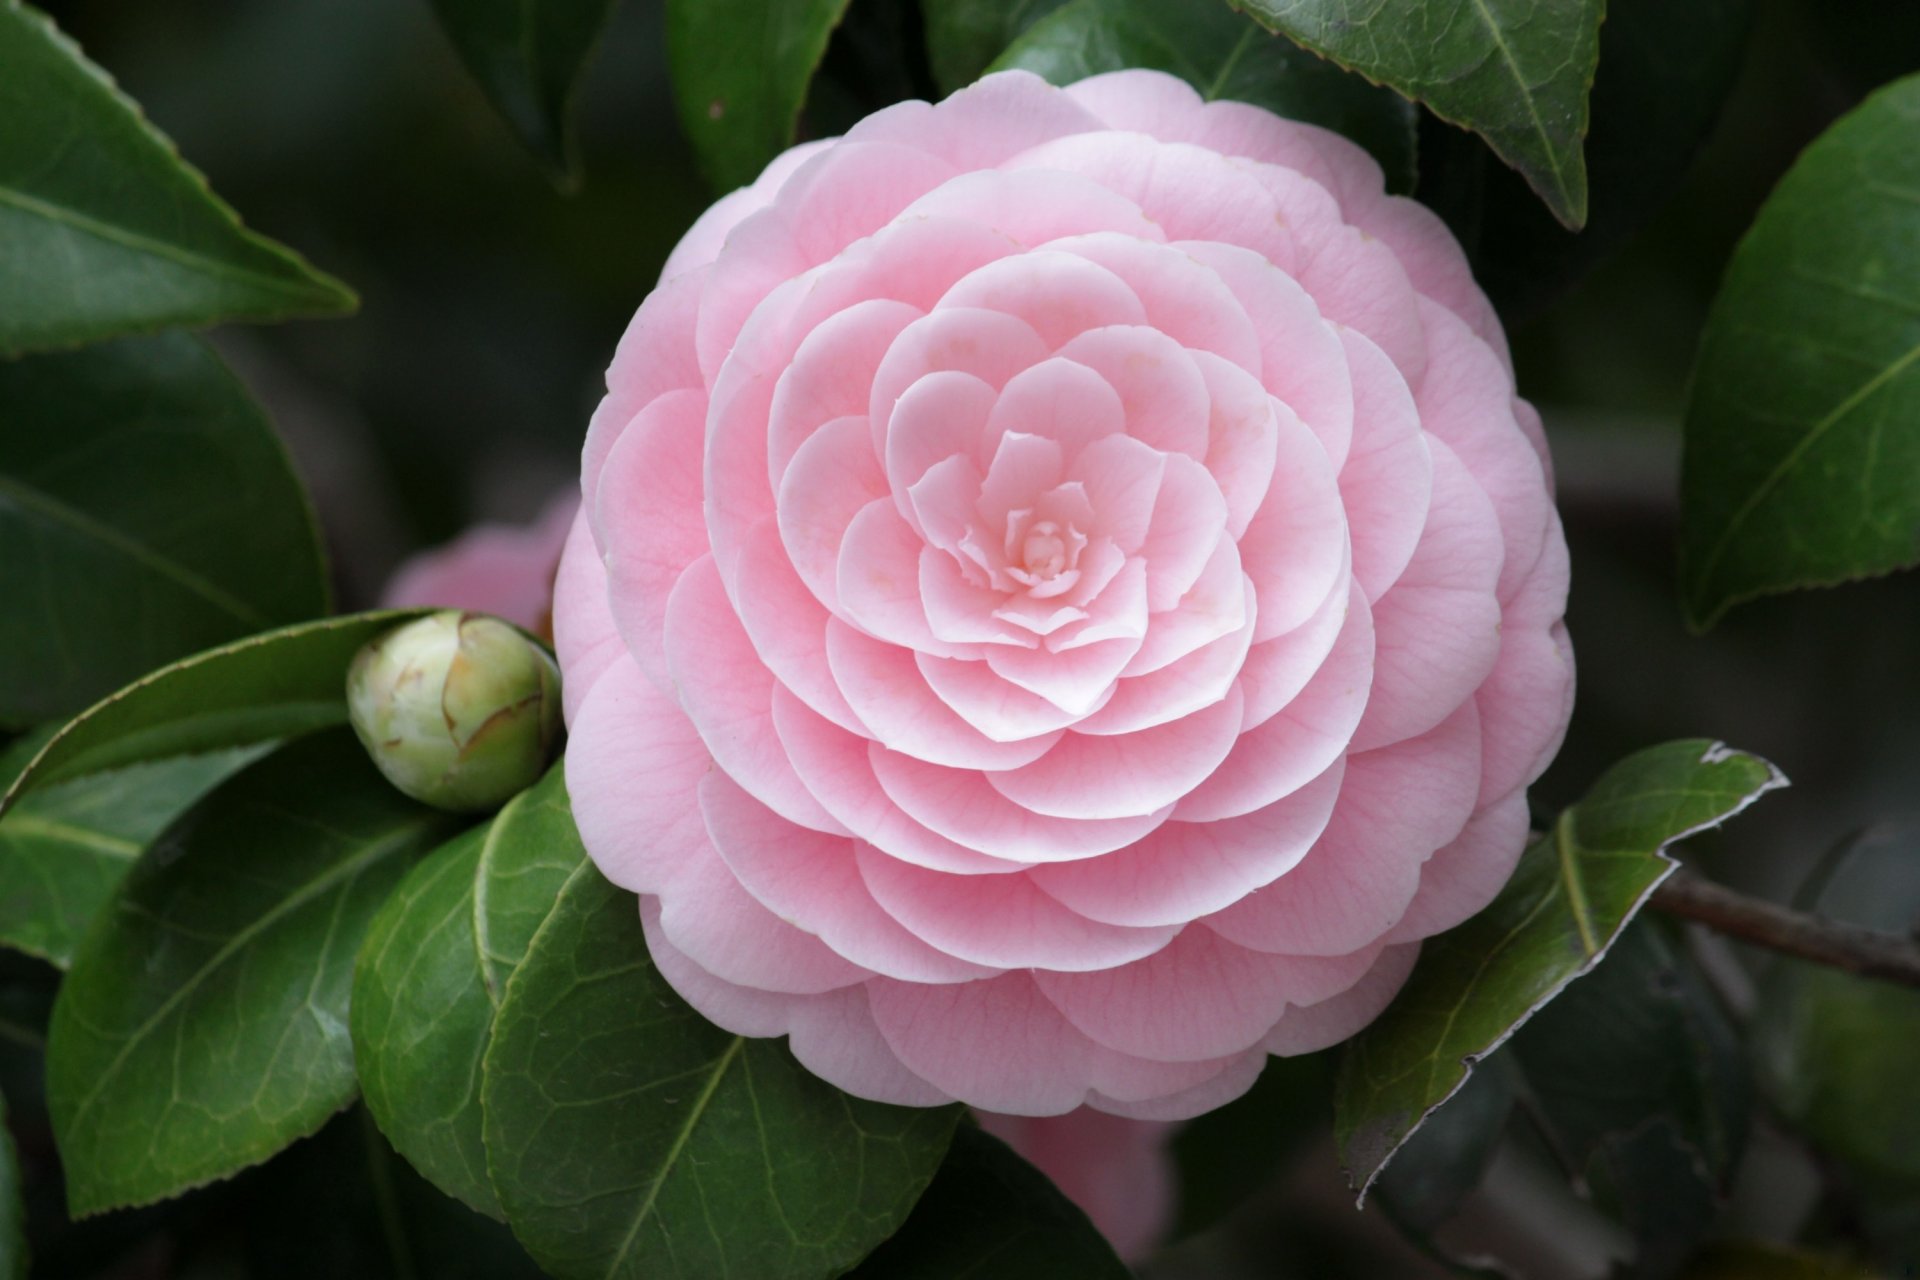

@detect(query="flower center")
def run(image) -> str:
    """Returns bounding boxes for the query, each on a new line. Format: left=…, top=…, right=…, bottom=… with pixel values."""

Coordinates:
left=1021, top=523, right=1069, bottom=580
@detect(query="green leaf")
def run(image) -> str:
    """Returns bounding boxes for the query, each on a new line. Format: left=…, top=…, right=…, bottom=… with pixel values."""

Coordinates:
left=481, top=863, right=960, bottom=1280
left=1680, top=73, right=1920, bottom=628
left=45, top=730, right=465, bottom=1216
left=425, top=0, right=622, bottom=184
left=0, top=1087, right=22, bottom=1280
left=1374, top=1052, right=1516, bottom=1237
left=0, top=0, right=354, bottom=354
left=1232, top=0, right=1603, bottom=228
left=843, top=1125, right=1130, bottom=1279
left=1334, top=739, right=1785, bottom=1198
left=990, top=0, right=1419, bottom=191
left=920, top=0, right=1070, bottom=93
left=0, top=610, right=431, bottom=818
left=352, top=764, right=584, bottom=1218
left=1757, top=824, right=1920, bottom=1191
left=666, top=0, right=854, bottom=191
left=0, top=334, right=332, bottom=729
left=1512, top=920, right=1750, bottom=1273
left=0, top=734, right=264, bottom=967
left=1453, top=0, right=1755, bottom=317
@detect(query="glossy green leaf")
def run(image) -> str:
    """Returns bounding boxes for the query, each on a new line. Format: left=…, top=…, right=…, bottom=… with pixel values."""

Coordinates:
left=666, top=0, right=853, bottom=191
left=0, top=0, right=354, bottom=354
left=45, top=730, right=464, bottom=1216
left=481, top=864, right=960, bottom=1280
left=0, top=1087, right=21, bottom=1280
left=1455, top=0, right=1755, bottom=317
left=0, top=334, right=332, bottom=729
left=920, top=0, right=1069, bottom=92
left=1513, top=920, right=1750, bottom=1272
left=1758, top=824, right=1920, bottom=1190
left=1680, top=73, right=1920, bottom=628
left=991, top=0, right=1418, bottom=190
left=0, top=734, right=264, bottom=968
left=425, top=0, right=621, bottom=183
left=1374, top=1052, right=1516, bottom=1237
left=352, top=764, right=584, bottom=1218
left=1334, top=739, right=1785, bottom=1198
left=843, top=1125, right=1129, bottom=1279
left=0, top=610, right=431, bottom=818
left=1234, top=0, right=1603, bottom=228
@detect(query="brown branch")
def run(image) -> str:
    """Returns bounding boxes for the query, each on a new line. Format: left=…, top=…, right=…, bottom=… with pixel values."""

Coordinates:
left=1650, top=871, right=1920, bottom=990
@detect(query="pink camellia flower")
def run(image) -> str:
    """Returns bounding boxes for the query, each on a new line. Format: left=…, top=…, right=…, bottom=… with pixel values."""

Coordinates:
left=554, top=70, right=1574, bottom=1120
left=382, top=493, right=578, bottom=636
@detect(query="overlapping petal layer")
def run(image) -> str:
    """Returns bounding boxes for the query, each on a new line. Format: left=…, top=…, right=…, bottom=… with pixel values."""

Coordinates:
left=554, top=70, right=1573, bottom=1118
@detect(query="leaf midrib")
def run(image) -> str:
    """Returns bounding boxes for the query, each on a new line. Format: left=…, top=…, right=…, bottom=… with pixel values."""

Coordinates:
left=1465, top=0, right=1575, bottom=212
left=602, top=1036, right=746, bottom=1280
left=0, top=472, right=271, bottom=629
left=64, top=813, right=443, bottom=1132
left=0, top=813, right=141, bottom=858
left=0, top=184, right=334, bottom=304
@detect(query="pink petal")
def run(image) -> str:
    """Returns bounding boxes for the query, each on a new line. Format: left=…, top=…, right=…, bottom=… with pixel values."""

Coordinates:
left=1338, top=328, right=1433, bottom=602
left=660, top=139, right=833, bottom=281
left=899, top=167, right=1164, bottom=248
left=786, top=984, right=955, bottom=1106
left=1073, top=579, right=1255, bottom=735
left=1052, top=324, right=1213, bottom=462
left=581, top=267, right=706, bottom=504
left=1086, top=1047, right=1267, bottom=1121
left=595, top=387, right=708, bottom=687
left=1070, top=433, right=1166, bottom=553
left=382, top=492, right=576, bottom=636
left=987, top=631, right=1143, bottom=716
left=1174, top=582, right=1373, bottom=822
left=1236, top=571, right=1349, bottom=731
left=1262, top=943, right=1419, bottom=1055
left=866, top=972, right=1233, bottom=1115
left=1355, top=194, right=1510, bottom=374
left=656, top=834, right=874, bottom=995
left=920, top=549, right=1038, bottom=648
left=978, top=430, right=1067, bottom=519
left=1136, top=452, right=1231, bottom=614
left=916, top=648, right=1108, bottom=739
left=552, top=510, right=625, bottom=721
left=983, top=356, right=1129, bottom=465
left=1293, top=219, right=1429, bottom=392
left=693, top=140, right=959, bottom=381
left=768, top=297, right=921, bottom=488
left=825, top=618, right=1061, bottom=770
left=771, top=688, right=1033, bottom=875
left=1386, top=787, right=1532, bottom=944
left=1415, top=298, right=1551, bottom=603
left=868, top=745, right=1173, bottom=863
left=778, top=415, right=887, bottom=611
left=1122, top=537, right=1250, bottom=677
left=988, top=686, right=1245, bottom=820
left=792, top=215, right=1021, bottom=327
left=664, top=555, right=850, bottom=834
left=1474, top=521, right=1573, bottom=805
left=1190, top=350, right=1280, bottom=538
left=835, top=500, right=969, bottom=655
left=564, top=656, right=709, bottom=895
left=735, top=518, right=867, bottom=735
left=1177, top=241, right=1353, bottom=468
left=1234, top=396, right=1349, bottom=643
left=1049, top=235, right=1263, bottom=375
left=700, top=772, right=1001, bottom=983
left=858, top=850, right=1177, bottom=972
left=885, top=370, right=1000, bottom=523
left=1208, top=701, right=1483, bottom=957
left=1029, top=759, right=1345, bottom=928
left=847, top=69, right=1104, bottom=170
left=1036, top=925, right=1384, bottom=1062
left=939, top=251, right=1148, bottom=351
left=1351, top=439, right=1503, bottom=752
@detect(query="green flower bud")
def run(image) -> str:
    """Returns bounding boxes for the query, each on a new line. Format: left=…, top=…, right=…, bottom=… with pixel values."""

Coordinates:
left=346, top=610, right=562, bottom=812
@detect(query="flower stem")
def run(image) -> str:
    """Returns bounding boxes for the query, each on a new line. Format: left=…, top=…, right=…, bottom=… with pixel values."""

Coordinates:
left=1650, top=871, right=1920, bottom=990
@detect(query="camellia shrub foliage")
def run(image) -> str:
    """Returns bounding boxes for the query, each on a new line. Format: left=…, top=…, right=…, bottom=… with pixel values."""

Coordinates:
left=2, top=0, right=1919, bottom=1277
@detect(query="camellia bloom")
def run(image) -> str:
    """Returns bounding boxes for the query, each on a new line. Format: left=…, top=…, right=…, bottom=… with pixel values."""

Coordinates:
left=554, top=70, right=1573, bottom=1119
left=382, top=493, right=578, bottom=637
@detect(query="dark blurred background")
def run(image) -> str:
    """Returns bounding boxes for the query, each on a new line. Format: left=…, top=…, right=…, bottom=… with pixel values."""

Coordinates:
left=24, top=0, right=1920, bottom=1273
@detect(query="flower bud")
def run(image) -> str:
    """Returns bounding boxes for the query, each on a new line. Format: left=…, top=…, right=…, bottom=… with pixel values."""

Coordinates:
left=346, top=610, right=562, bottom=812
